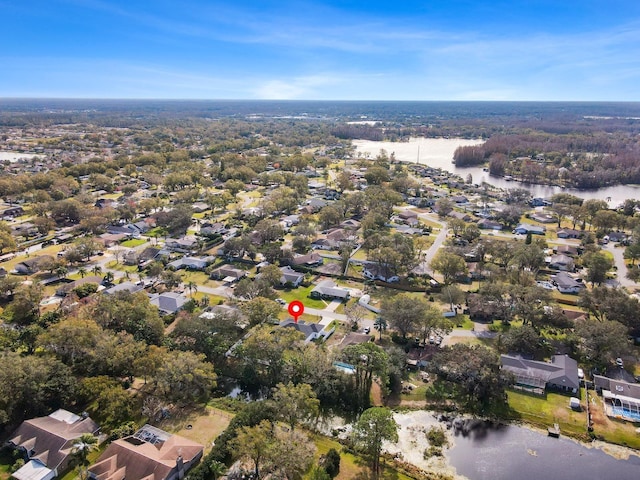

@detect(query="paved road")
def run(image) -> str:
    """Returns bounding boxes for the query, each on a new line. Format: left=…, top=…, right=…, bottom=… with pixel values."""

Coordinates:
left=415, top=212, right=448, bottom=277
left=603, top=242, right=639, bottom=290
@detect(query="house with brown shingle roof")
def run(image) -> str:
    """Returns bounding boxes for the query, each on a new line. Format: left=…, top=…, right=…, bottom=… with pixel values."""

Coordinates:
left=7, top=409, right=100, bottom=480
left=88, top=424, right=203, bottom=480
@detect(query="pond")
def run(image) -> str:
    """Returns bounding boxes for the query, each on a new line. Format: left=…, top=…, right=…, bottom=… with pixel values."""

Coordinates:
left=323, top=411, right=640, bottom=480
left=444, top=417, right=640, bottom=480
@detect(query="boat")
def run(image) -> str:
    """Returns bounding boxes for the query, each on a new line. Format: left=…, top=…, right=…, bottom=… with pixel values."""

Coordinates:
left=548, top=423, right=560, bottom=437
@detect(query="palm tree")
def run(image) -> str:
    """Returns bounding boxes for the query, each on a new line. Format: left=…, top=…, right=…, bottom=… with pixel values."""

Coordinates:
left=373, top=316, right=387, bottom=341
left=71, top=434, right=98, bottom=480
left=103, top=271, right=114, bottom=285
left=77, top=267, right=87, bottom=278
left=186, top=281, right=198, bottom=298
left=91, top=265, right=102, bottom=277
left=209, top=460, right=227, bottom=480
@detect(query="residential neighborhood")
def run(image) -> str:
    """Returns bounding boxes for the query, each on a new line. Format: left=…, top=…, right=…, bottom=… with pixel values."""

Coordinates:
left=1, top=102, right=640, bottom=480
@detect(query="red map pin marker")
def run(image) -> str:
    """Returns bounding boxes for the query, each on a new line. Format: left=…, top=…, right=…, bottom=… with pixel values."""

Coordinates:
left=288, top=300, right=304, bottom=323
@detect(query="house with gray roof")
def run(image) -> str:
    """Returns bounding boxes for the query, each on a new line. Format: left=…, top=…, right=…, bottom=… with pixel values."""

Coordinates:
left=310, top=280, right=350, bottom=300
left=279, top=319, right=334, bottom=344
left=103, top=281, right=144, bottom=296
left=149, top=292, right=189, bottom=315
left=279, top=266, right=305, bottom=287
left=167, top=256, right=213, bottom=271
left=501, top=354, right=580, bottom=393
left=513, top=223, right=546, bottom=235
left=551, top=272, right=584, bottom=294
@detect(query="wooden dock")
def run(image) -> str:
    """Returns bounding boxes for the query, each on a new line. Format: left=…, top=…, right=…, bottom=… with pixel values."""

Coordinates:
left=548, top=423, right=560, bottom=438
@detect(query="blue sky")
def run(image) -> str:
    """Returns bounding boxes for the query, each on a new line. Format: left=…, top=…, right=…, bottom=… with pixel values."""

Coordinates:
left=1, top=0, right=640, bottom=100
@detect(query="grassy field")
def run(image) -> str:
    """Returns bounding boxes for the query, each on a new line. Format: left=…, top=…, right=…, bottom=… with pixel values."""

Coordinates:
left=507, top=389, right=588, bottom=439
left=120, top=238, right=147, bottom=248
left=277, top=284, right=328, bottom=309
left=167, top=406, right=234, bottom=453
left=588, top=391, right=640, bottom=449
left=310, top=434, right=417, bottom=480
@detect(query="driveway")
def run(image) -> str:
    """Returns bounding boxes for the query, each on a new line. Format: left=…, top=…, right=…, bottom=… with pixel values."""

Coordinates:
left=603, top=242, right=639, bottom=290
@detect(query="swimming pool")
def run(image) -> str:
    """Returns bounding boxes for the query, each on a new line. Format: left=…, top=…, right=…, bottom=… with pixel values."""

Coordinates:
left=611, top=406, right=640, bottom=422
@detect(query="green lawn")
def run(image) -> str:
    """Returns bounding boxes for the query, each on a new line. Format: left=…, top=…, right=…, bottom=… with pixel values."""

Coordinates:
left=277, top=284, right=328, bottom=309
left=507, top=389, right=588, bottom=439
left=121, top=238, right=147, bottom=248
left=310, top=434, right=418, bottom=480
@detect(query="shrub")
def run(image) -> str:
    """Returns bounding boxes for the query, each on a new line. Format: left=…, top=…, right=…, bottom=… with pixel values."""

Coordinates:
left=320, top=448, right=341, bottom=478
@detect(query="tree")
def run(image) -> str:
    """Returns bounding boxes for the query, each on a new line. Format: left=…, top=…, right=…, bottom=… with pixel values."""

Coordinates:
left=209, top=460, right=227, bottom=480
left=579, top=286, right=640, bottom=336
left=583, top=251, right=614, bottom=286
left=575, top=319, right=630, bottom=369
left=259, top=264, right=283, bottom=287
left=272, top=382, right=320, bottom=431
left=241, top=297, right=281, bottom=326
left=186, top=280, right=198, bottom=298
left=373, top=316, right=387, bottom=340
left=341, top=343, right=388, bottom=412
left=231, top=420, right=273, bottom=479
left=8, top=283, right=43, bottom=325
left=381, top=294, right=432, bottom=340
left=434, top=198, right=454, bottom=218
left=238, top=324, right=305, bottom=387
left=430, top=250, right=467, bottom=285
left=429, top=344, right=510, bottom=415
left=71, top=434, right=98, bottom=480
left=351, top=407, right=398, bottom=477
left=417, top=304, right=453, bottom=345
left=344, top=303, right=366, bottom=331
left=152, top=350, right=217, bottom=404
left=92, top=291, right=164, bottom=345
left=234, top=277, right=275, bottom=300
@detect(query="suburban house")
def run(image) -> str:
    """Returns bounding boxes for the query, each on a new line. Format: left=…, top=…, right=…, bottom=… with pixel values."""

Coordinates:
left=530, top=213, right=555, bottom=224
left=340, top=219, right=361, bottom=230
left=547, top=254, right=575, bottom=272
left=477, top=218, right=503, bottom=230
left=397, top=210, right=419, bottom=226
left=555, top=245, right=580, bottom=257
left=513, top=223, right=546, bottom=235
left=311, top=238, right=338, bottom=250
left=1, top=205, right=24, bottom=218
left=362, top=264, right=400, bottom=283
left=594, top=375, right=640, bottom=421
left=15, top=255, right=54, bottom=274
left=7, top=409, right=100, bottom=480
left=125, top=246, right=166, bottom=267
left=551, top=272, right=585, bottom=294
left=310, top=280, right=350, bottom=301
left=165, top=236, right=198, bottom=253
left=279, top=266, right=305, bottom=287
left=291, top=253, right=323, bottom=267
left=606, top=231, right=627, bottom=243
left=557, top=228, right=583, bottom=239
left=88, top=424, right=203, bottom=480
left=210, top=265, right=246, bottom=282
left=279, top=319, right=335, bottom=344
left=103, top=281, right=144, bottom=296
left=149, top=292, right=189, bottom=315
left=501, top=354, right=580, bottom=393
left=55, top=276, right=102, bottom=296
left=96, top=233, right=127, bottom=247
left=167, top=256, right=214, bottom=271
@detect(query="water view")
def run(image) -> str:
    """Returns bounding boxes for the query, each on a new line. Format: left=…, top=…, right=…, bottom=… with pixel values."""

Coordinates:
left=352, top=138, right=640, bottom=205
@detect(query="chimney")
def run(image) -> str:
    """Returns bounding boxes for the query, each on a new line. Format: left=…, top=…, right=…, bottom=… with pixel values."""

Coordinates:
left=176, top=455, right=185, bottom=480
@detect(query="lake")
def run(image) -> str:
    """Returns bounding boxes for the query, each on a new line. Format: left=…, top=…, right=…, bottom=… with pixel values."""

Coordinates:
left=352, top=138, right=640, bottom=205
left=387, top=411, right=640, bottom=480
